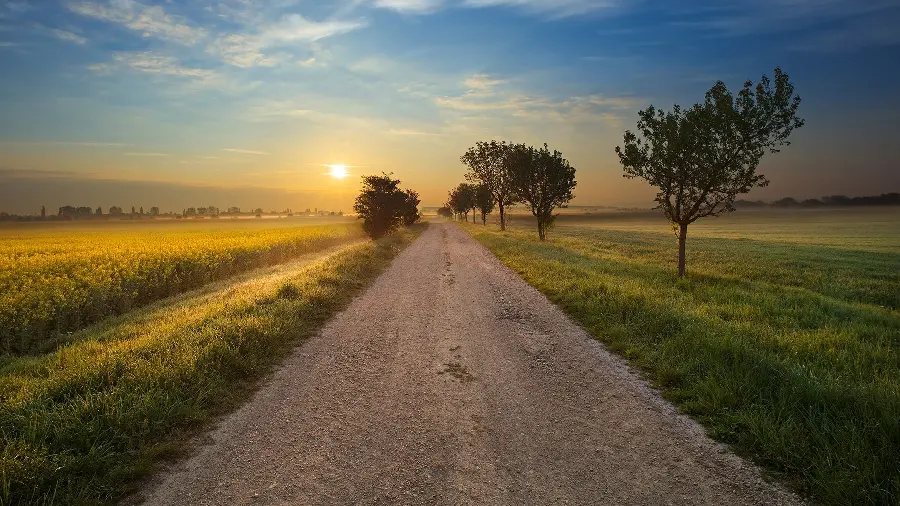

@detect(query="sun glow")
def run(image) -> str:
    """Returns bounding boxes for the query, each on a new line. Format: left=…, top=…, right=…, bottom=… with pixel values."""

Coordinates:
left=328, top=164, right=348, bottom=179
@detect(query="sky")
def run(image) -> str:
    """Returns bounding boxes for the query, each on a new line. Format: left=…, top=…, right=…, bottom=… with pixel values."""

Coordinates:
left=1, top=0, right=899, bottom=214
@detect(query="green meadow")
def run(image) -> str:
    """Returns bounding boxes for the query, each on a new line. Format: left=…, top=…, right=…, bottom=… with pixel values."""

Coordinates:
left=463, top=207, right=900, bottom=506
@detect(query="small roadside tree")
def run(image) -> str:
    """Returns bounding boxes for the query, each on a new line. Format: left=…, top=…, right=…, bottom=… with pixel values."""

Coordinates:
left=437, top=206, right=453, bottom=218
left=461, top=140, right=517, bottom=230
left=354, top=173, right=419, bottom=238
left=401, top=189, right=421, bottom=227
left=448, top=183, right=476, bottom=222
left=508, top=143, right=577, bottom=240
left=474, top=184, right=494, bottom=225
left=616, top=67, right=803, bottom=277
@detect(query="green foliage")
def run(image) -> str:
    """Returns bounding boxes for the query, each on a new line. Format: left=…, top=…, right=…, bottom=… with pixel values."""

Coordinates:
left=507, top=143, right=577, bottom=240
left=461, top=140, right=518, bottom=230
left=0, top=223, right=364, bottom=356
left=463, top=210, right=900, bottom=506
left=474, top=184, right=494, bottom=224
left=353, top=173, right=420, bottom=238
left=0, top=227, right=424, bottom=505
left=447, top=183, right=476, bottom=221
left=616, top=67, right=803, bottom=276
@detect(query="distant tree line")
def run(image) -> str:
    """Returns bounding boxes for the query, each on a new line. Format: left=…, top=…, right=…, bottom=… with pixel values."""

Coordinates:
left=735, top=193, right=900, bottom=208
left=0, top=205, right=346, bottom=221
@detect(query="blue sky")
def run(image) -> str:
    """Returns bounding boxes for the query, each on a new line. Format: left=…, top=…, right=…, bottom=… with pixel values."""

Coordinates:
left=1, top=0, right=899, bottom=212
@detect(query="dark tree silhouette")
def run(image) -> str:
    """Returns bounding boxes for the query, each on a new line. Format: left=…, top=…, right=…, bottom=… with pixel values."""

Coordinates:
left=616, top=67, right=803, bottom=277
left=437, top=206, right=453, bottom=218
left=401, top=189, right=421, bottom=227
left=461, top=141, right=518, bottom=230
left=474, top=184, right=495, bottom=225
left=354, top=173, right=420, bottom=238
left=508, top=143, right=577, bottom=240
left=447, top=183, right=476, bottom=222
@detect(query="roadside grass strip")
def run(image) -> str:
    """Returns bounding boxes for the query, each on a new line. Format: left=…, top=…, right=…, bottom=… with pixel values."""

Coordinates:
left=0, top=226, right=424, bottom=506
left=463, top=222, right=900, bottom=506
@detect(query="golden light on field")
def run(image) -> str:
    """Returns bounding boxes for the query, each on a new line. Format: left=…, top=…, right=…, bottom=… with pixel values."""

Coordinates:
left=328, top=165, right=349, bottom=179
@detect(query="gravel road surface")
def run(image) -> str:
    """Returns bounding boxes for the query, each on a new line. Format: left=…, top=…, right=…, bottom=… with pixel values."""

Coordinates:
left=140, top=223, right=802, bottom=506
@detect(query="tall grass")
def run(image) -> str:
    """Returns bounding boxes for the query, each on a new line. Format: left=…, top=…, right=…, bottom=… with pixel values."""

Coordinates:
left=463, top=210, right=900, bottom=505
left=0, top=222, right=365, bottom=355
left=0, top=226, right=423, bottom=506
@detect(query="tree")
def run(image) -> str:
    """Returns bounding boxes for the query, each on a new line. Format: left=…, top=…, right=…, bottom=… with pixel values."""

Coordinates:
left=353, top=173, right=419, bottom=238
left=474, top=184, right=494, bottom=225
left=40, top=206, right=46, bottom=219
left=109, top=206, right=123, bottom=215
left=507, top=143, right=577, bottom=240
left=616, top=67, right=803, bottom=277
left=401, top=189, right=421, bottom=227
left=461, top=140, right=518, bottom=230
left=150, top=207, right=160, bottom=216
left=139, top=206, right=144, bottom=215
left=437, top=206, right=453, bottom=218
left=447, top=183, right=476, bottom=222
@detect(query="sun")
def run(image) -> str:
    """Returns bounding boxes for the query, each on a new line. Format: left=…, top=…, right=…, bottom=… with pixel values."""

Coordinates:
left=328, top=164, right=348, bottom=179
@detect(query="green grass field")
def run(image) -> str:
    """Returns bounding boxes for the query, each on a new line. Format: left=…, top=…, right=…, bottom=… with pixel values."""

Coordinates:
left=0, top=218, right=363, bottom=356
left=0, top=224, right=425, bottom=506
left=463, top=207, right=900, bottom=506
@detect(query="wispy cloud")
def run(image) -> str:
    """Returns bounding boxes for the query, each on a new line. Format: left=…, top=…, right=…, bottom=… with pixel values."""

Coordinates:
left=51, top=29, right=87, bottom=45
left=371, top=0, right=625, bottom=17
left=0, top=140, right=128, bottom=147
left=103, top=51, right=219, bottom=82
left=435, top=74, right=639, bottom=125
left=261, top=14, right=366, bottom=44
left=388, top=128, right=441, bottom=136
left=373, top=0, right=444, bottom=14
left=67, top=0, right=206, bottom=45
left=223, top=148, right=269, bottom=155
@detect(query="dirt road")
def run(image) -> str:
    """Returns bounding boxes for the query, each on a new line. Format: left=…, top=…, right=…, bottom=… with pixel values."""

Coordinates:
left=140, top=223, right=801, bottom=505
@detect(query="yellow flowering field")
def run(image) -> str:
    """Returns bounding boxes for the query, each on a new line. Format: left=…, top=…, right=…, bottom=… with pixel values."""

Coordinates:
left=0, top=220, right=364, bottom=355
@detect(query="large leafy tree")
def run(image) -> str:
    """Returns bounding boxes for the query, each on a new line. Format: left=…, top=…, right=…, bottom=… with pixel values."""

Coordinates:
left=508, top=143, right=577, bottom=240
left=616, top=67, right=803, bottom=277
left=353, top=173, right=420, bottom=238
left=461, top=141, right=518, bottom=230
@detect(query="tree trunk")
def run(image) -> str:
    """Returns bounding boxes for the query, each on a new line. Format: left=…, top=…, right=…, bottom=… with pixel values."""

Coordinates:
left=481, top=213, right=486, bottom=225
left=537, top=219, right=545, bottom=241
left=472, top=211, right=476, bottom=224
left=677, top=222, right=688, bottom=277
left=499, top=202, right=506, bottom=231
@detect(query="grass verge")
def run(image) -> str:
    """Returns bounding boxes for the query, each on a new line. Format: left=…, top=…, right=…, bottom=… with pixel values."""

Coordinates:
left=462, top=219, right=899, bottom=506
left=0, top=225, right=424, bottom=506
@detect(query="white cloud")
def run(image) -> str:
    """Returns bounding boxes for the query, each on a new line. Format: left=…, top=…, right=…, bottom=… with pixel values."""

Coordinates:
left=223, top=148, right=269, bottom=155
left=52, top=29, right=87, bottom=45
left=462, top=0, right=622, bottom=17
left=373, top=0, right=444, bottom=14
left=261, top=14, right=366, bottom=44
left=370, top=0, right=624, bottom=17
left=67, top=0, right=206, bottom=45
